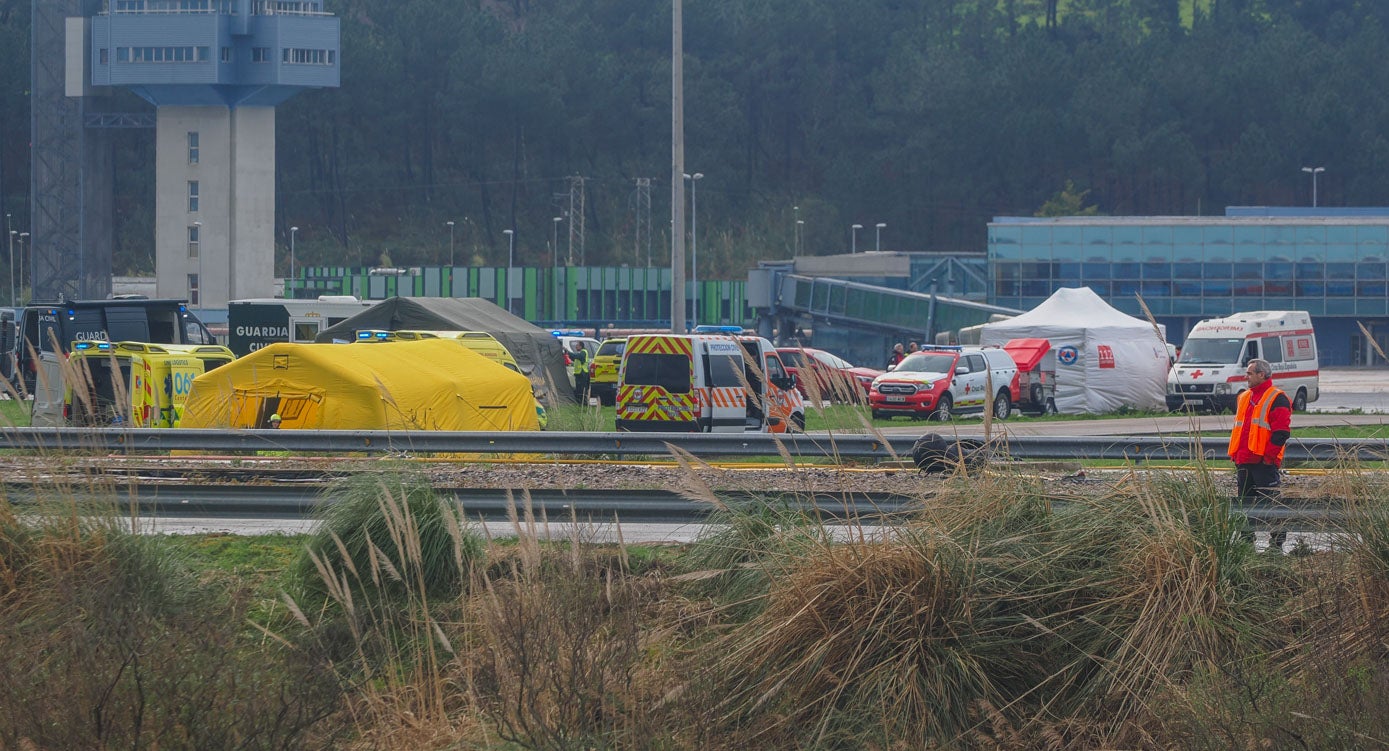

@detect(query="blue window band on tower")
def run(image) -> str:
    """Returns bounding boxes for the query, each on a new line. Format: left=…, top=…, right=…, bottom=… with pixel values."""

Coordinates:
left=987, top=208, right=1389, bottom=365
left=91, top=0, right=340, bottom=107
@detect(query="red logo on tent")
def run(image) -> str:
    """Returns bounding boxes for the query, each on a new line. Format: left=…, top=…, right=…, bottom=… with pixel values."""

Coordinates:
left=1097, top=345, right=1115, bottom=369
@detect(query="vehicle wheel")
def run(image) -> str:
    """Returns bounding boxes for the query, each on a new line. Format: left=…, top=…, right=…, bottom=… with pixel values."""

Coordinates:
left=992, top=391, right=1011, bottom=420
left=932, top=394, right=953, bottom=421
left=1029, top=383, right=1043, bottom=407
left=872, top=409, right=885, bottom=420
left=1045, top=398, right=1058, bottom=415
left=1292, top=388, right=1308, bottom=412
left=791, top=412, right=806, bottom=432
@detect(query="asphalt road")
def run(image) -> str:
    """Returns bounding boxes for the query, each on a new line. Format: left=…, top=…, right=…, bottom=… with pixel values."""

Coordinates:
left=876, top=367, right=1388, bottom=438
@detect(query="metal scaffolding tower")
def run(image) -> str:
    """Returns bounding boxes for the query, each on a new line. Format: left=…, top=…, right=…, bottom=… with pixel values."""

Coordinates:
left=567, top=175, right=586, bottom=266
left=30, top=0, right=115, bottom=302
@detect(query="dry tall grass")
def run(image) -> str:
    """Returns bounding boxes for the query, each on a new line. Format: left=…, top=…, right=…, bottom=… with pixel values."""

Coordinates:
left=0, top=494, right=341, bottom=749
left=7, top=449, right=1389, bottom=749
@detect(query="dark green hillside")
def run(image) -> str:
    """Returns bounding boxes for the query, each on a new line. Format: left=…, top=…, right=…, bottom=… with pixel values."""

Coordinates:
left=3, top=0, right=1388, bottom=276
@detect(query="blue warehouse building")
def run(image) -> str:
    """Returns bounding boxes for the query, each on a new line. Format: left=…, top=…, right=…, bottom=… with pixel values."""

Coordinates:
left=988, top=208, right=1389, bottom=366
left=83, top=0, right=339, bottom=307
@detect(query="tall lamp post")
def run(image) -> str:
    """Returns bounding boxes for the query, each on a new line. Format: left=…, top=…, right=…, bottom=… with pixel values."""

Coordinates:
left=16, top=233, right=27, bottom=304
left=851, top=224, right=862, bottom=253
left=1301, top=166, right=1326, bottom=207
left=875, top=222, right=886, bottom=252
left=6, top=226, right=14, bottom=306
left=289, top=226, right=299, bottom=299
left=552, top=217, right=563, bottom=321
left=5, top=213, right=12, bottom=305
left=684, top=172, right=703, bottom=323
left=503, top=229, right=515, bottom=314
left=446, top=220, right=455, bottom=266
left=796, top=220, right=804, bottom=257
left=793, top=205, right=800, bottom=256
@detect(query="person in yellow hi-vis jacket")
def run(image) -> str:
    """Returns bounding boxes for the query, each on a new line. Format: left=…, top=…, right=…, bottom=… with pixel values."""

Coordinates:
left=569, top=340, right=590, bottom=403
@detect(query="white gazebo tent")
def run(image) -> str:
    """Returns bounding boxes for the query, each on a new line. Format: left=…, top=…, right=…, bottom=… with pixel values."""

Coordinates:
left=980, top=287, right=1169, bottom=414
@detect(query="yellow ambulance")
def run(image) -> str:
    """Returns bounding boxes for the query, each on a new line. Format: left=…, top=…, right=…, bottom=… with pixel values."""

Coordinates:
left=616, top=327, right=805, bottom=433
left=355, top=329, right=522, bottom=373
left=64, top=341, right=235, bottom=427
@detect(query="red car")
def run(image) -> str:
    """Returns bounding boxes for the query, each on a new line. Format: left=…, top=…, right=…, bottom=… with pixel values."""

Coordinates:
left=775, top=347, right=883, bottom=403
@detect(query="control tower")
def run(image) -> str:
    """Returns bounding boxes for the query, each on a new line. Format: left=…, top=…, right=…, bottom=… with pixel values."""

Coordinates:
left=79, top=0, right=339, bottom=306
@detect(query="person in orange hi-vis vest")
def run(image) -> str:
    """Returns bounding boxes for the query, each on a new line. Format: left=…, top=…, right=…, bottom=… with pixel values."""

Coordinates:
left=1228, top=358, right=1292, bottom=552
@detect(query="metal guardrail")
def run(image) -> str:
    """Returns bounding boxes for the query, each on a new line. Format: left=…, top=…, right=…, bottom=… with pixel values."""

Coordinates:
left=2, top=484, right=921, bottom=522
left=3, top=481, right=1356, bottom=529
left=0, top=428, right=1385, bottom=462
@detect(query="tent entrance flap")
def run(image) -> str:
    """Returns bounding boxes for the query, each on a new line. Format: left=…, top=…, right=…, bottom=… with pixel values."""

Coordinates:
left=230, top=390, right=325, bottom=429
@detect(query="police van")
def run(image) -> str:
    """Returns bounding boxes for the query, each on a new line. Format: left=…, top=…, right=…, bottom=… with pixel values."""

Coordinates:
left=227, top=296, right=378, bottom=355
left=1167, top=311, right=1319, bottom=412
left=616, top=326, right=805, bottom=433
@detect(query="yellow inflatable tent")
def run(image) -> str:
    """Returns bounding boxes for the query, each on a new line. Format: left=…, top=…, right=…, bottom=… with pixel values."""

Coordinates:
left=180, top=339, right=539, bottom=431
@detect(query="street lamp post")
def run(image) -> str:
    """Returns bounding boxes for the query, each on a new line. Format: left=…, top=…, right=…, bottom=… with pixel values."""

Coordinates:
left=503, top=229, right=515, bottom=314
left=6, top=229, right=14, bottom=306
left=851, top=224, right=862, bottom=253
left=289, top=226, right=299, bottom=299
left=793, top=205, right=799, bottom=256
left=5, top=213, right=12, bottom=305
left=1301, top=166, right=1326, bottom=207
left=796, top=220, right=804, bottom=257
left=17, top=233, right=27, bottom=304
left=193, top=221, right=203, bottom=307
left=447, top=220, right=455, bottom=267
left=684, top=172, right=703, bottom=323
left=552, top=217, right=563, bottom=320
left=875, top=222, right=886, bottom=252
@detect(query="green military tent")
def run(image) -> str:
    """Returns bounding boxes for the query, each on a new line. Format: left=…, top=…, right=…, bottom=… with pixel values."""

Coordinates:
left=312, top=296, right=575, bottom=404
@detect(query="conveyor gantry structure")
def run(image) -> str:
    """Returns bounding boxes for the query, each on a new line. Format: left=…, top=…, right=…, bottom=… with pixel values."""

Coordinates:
left=751, top=268, right=1021, bottom=344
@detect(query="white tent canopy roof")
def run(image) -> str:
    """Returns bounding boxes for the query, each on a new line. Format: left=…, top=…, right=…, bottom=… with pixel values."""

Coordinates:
left=982, top=287, right=1164, bottom=336
left=980, top=287, right=1169, bottom=414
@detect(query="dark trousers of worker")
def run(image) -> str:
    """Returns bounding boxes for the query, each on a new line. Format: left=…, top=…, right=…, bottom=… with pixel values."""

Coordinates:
left=574, top=373, right=590, bottom=404
left=1237, top=462, right=1287, bottom=551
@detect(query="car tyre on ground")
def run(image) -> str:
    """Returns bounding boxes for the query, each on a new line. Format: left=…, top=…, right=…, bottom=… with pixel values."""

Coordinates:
left=911, top=433, right=987, bottom=474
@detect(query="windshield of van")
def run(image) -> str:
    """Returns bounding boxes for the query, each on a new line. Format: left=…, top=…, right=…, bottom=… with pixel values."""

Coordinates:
left=1178, top=337, right=1244, bottom=364
left=778, top=350, right=807, bottom=368
left=623, top=353, right=691, bottom=392
left=894, top=353, right=956, bottom=374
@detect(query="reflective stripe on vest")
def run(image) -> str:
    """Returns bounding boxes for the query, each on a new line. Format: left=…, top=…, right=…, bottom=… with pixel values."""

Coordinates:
left=1228, top=385, right=1286, bottom=461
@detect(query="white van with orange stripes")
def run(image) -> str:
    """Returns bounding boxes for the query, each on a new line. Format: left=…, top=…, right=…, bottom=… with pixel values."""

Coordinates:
left=616, top=328, right=806, bottom=433
left=1167, top=311, right=1319, bottom=412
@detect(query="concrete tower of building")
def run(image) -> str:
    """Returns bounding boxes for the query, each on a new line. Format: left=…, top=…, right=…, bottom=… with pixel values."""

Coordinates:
left=82, top=0, right=339, bottom=307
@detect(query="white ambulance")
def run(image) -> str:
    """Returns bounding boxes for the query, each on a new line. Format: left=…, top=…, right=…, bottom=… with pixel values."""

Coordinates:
left=1167, top=311, right=1318, bottom=412
left=616, top=327, right=805, bottom=433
